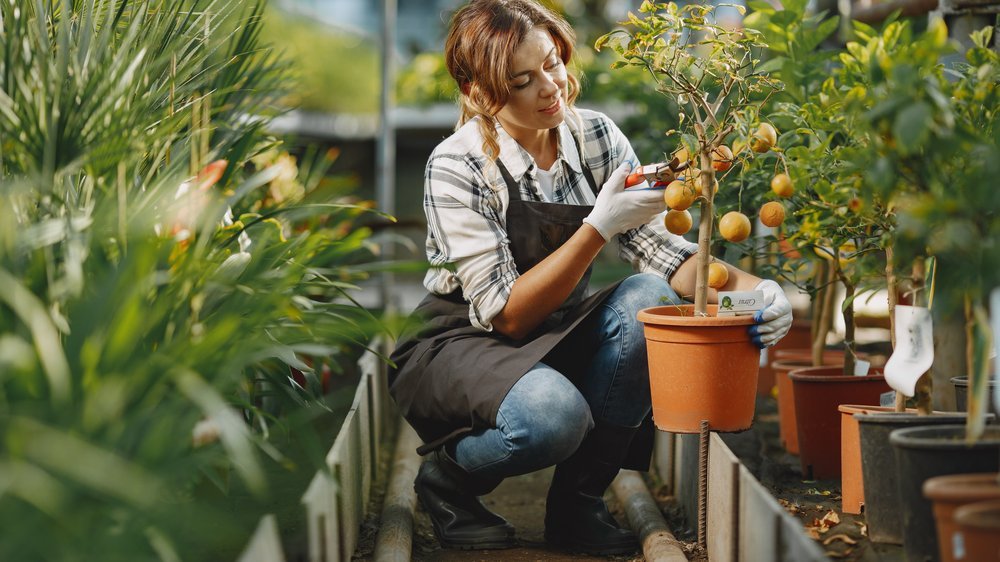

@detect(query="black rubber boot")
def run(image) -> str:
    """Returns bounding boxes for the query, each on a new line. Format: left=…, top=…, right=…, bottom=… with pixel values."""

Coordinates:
left=544, top=423, right=640, bottom=556
left=414, top=447, right=516, bottom=550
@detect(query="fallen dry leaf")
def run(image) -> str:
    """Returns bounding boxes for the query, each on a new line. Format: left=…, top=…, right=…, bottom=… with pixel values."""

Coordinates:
left=821, top=510, right=841, bottom=526
left=822, top=533, right=858, bottom=546
left=854, top=521, right=868, bottom=536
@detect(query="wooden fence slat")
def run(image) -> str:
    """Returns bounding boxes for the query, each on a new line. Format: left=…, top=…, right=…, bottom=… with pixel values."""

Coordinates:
left=237, top=515, right=287, bottom=562
left=739, top=465, right=782, bottom=562
left=329, top=408, right=360, bottom=562
left=707, top=433, right=740, bottom=562
left=302, top=472, right=339, bottom=562
left=351, top=374, right=373, bottom=508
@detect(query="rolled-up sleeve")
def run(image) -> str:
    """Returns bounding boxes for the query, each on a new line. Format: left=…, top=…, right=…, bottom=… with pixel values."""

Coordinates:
left=592, top=114, right=699, bottom=280
left=424, top=154, right=517, bottom=331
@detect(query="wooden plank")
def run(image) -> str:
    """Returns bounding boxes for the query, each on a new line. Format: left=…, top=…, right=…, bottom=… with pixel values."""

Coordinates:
left=653, top=430, right=675, bottom=494
left=352, top=375, right=373, bottom=508
left=302, top=472, right=339, bottom=562
left=329, top=408, right=360, bottom=562
left=707, top=433, right=739, bottom=562
left=367, top=371, right=382, bottom=472
left=237, top=514, right=287, bottom=562
left=739, top=465, right=781, bottom=562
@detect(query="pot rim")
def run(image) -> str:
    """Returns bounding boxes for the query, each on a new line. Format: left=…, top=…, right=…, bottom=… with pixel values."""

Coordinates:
left=950, top=375, right=999, bottom=386
left=954, top=499, right=1000, bottom=529
left=888, top=424, right=1000, bottom=449
left=855, top=412, right=982, bottom=424
left=788, top=365, right=884, bottom=382
left=923, top=472, right=1000, bottom=501
left=637, top=305, right=755, bottom=327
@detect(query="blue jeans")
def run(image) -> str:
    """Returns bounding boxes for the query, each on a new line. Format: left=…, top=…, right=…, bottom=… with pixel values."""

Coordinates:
left=451, top=273, right=682, bottom=481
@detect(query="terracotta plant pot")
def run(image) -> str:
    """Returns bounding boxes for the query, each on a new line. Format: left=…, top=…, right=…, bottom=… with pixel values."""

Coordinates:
left=890, top=424, right=1000, bottom=561
left=856, top=412, right=975, bottom=545
left=789, top=366, right=889, bottom=480
left=839, top=404, right=906, bottom=514
left=953, top=499, right=1000, bottom=561
left=758, top=318, right=813, bottom=397
left=638, top=304, right=760, bottom=433
left=923, top=472, right=1000, bottom=562
left=772, top=350, right=846, bottom=454
left=951, top=376, right=1000, bottom=416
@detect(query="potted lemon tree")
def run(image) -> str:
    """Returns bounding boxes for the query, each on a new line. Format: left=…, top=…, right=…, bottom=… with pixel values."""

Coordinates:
left=596, top=1, right=785, bottom=433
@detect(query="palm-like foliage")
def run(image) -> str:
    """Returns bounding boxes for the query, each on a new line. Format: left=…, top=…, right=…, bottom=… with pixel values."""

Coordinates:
left=0, top=1, right=385, bottom=559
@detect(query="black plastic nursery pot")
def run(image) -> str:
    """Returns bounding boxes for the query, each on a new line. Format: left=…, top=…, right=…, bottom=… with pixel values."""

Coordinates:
left=855, top=412, right=970, bottom=545
left=950, top=376, right=999, bottom=416
left=890, top=424, right=1000, bottom=562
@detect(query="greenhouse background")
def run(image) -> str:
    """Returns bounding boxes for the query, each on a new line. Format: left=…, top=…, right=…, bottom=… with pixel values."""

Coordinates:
left=2, top=0, right=999, bottom=560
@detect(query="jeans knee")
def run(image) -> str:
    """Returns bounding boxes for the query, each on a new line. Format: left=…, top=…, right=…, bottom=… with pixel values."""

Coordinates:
left=538, top=390, right=593, bottom=458
left=617, top=273, right=681, bottom=313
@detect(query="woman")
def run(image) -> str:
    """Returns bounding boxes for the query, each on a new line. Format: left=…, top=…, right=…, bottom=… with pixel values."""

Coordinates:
left=389, top=0, right=793, bottom=555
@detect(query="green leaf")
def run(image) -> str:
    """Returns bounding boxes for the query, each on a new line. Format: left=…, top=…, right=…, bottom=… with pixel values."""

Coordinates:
left=892, top=101, right=932, bottom=154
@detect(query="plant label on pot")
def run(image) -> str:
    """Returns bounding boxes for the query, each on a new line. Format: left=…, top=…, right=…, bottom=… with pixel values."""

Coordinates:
left=884, top=304, right=934, bottom=397
left=717, top=290, right=763, bottom=317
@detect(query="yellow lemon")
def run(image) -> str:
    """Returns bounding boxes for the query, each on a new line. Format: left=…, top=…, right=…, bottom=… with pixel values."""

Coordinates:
left=759, top=201, right=786, bottom=227
left=752, top=123, right=778, bottom=153
left=771, top=173, right=794, bottom=198
left=664, top=209, right=693, bottom=235
left=719, top=211, right=752, bottom=242
left=708, top=262, right=729, bottom=289
left=664, top=179, right=697, bottom=211
left=711, top=145, right=734, bottom=172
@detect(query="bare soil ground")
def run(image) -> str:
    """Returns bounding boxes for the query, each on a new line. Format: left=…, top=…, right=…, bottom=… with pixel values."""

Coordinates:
left=724, top=396, right=905, bottom=561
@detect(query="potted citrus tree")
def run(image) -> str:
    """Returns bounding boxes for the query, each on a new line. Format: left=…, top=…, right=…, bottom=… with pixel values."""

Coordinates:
left=847, top=21, right=1000, bottom=561
left=596, top=1, right=785, bottom=433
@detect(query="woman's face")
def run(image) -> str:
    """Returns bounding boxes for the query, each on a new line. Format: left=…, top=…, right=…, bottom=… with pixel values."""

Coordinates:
left=495, top=26, right=567, bottom=136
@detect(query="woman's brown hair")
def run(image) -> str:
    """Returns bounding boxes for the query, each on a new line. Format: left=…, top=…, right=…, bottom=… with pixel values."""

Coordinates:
left=445, top=0, right=580, bottom=161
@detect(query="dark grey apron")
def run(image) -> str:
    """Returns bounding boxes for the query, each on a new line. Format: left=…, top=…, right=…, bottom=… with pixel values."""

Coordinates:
left=389, top=143, right=654, bottom=469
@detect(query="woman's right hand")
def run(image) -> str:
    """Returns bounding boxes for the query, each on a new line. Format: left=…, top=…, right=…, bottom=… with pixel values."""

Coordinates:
left=582, top=162, right=666, bottom=241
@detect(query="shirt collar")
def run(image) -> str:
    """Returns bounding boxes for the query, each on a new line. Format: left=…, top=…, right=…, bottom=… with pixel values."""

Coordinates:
left=494, top=119, right=583, bottom=181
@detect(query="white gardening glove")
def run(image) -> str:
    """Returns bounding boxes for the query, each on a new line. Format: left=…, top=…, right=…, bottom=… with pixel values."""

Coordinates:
left=749, top=279, right=793, bottom=349
left=582, top=161, right=666, bottom=241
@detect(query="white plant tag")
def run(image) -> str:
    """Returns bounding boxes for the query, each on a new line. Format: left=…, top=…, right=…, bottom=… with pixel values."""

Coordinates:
left=991, top=288, right=1000, bottom=414
left=854, top=359, right=871, bottom=376
left=880, top=390, right=896, bottom=407
left=883, top=305, right=934, bottom=397
left=717, top=290, right=764, bottom=317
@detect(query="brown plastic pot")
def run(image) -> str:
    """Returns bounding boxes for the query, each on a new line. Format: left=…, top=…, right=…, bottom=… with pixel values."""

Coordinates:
left=923, top=472, right=1000, bottom=562
left=953, top=499, right=1000, bottom=561
left=758, top=319, right=813, bottom=397
left=839, top=404, right=906, bottom=514
left=789, top=366, right=889, bottom=480
left=772, top=350, right=846, bottom=454
left=638, top=304, right=760, bottom=433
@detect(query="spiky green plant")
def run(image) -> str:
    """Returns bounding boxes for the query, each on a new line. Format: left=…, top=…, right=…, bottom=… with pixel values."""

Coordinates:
left=0, top=1, right=388, bottom=559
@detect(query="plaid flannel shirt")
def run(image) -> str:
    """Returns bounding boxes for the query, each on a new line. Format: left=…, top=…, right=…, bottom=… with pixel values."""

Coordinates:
left=423, top=107, right=698, bottom=331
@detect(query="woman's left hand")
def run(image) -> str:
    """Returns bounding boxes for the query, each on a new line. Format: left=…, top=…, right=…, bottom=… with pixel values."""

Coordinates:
left=748, top=280, right=792, bottom=349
